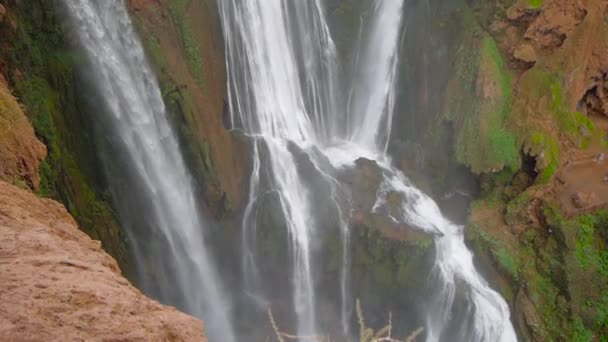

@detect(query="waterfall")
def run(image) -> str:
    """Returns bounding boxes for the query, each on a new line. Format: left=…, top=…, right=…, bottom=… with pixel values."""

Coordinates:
left=61, top=1, right=235, bottom=341
left=220, top=0, right=341, bottom=336
left=221, top=0, right=517, bottom=341
left=347, top=0, right=403, bottom=152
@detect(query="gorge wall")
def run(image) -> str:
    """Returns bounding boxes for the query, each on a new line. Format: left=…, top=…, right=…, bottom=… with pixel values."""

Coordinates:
left=1, top=0, right=608, bottom=340
left=0, top=57, right=206, bottom=340
left=388, top=0, right=608, bottom=340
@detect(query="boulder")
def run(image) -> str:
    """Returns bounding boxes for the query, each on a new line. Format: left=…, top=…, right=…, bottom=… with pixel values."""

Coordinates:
left=513, top=43, right=537, bottom=63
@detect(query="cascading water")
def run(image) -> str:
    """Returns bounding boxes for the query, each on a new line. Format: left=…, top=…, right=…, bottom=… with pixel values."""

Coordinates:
left=221, top=0, right=517, bottom=341
left=220, top=0, right=342, bottom=336
left=61, top=1, right=235, bottom=341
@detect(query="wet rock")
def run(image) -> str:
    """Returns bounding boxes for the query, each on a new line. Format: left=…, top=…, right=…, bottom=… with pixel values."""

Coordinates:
left=352, top=210, right=432, bottom=244
left=0, top=181, right=206, bottom=341
left=344, top=158, right=434, bottom=243
left=344, top=158, right=384, bottom=211
left=513, top=43, right=537, bottom=63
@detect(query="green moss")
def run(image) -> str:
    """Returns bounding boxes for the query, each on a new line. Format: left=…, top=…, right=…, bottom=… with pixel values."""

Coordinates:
left=444, top=27, right=519, bottom=173
left=468, top=223, right=520, bottom=281
left=575, top=215, right=597, bottom=269
left=572, top=317, right=593, bottom=341
left=2, top=0, right=131, bottom=275
left=525, top=132, right=560, bottom=183
left=350, top=224, right=431, bottom=291
left=496, top=247, right=520, bottom=280
left=529, top=0, right=543, bottom=8
left=168, top=0, right=206, bottom=89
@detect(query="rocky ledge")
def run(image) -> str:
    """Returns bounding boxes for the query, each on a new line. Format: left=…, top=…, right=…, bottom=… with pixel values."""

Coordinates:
left=0, top=180, right=206, bottom=341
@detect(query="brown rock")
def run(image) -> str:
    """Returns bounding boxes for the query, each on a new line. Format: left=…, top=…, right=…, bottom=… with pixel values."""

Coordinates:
left=506, top=0, right=541, bottom=22
left=571, top=191, right=598, bottom=209
left=0, top=181, right=206, bottom=341
left=523, top=0, right=587, bottom=49
left=0, top=76, right=46, bottom=190
left=0, top=4, right=5, bottom=23
left=513, top=43, right=537, bottom=63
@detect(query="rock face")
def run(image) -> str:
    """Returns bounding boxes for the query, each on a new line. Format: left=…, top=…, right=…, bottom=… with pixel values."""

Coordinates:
left=0, top=180, right=206, bottom=341
left=0, top=75, right=46, bottom=190
left=128, top=0, right=250, bottom=216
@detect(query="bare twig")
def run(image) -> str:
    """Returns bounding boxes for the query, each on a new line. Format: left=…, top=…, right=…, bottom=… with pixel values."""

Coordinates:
left=405, top=327, right=425, bottom=342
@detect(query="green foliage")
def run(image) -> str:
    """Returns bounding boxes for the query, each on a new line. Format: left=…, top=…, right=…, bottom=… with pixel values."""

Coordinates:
left=572, top=317, right=593, bottom=342
left=575, top=215, right=596, bottom=269
left=596, top=294, right=608, bottom=330
left=529, top=0, right=543, bottom=8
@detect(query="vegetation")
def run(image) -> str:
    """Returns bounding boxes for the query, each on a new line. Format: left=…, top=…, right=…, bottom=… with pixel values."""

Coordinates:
left=440, top=14, right=519, bottom=174
left=524, top=132, right=560, bottom=183
left=266, top=300, right=424, bottom=341
left=1, top=0, right=130, bottom=274
left=529, top=0, right=543, bottom=9
left=168, top=0, right=206, bottom=89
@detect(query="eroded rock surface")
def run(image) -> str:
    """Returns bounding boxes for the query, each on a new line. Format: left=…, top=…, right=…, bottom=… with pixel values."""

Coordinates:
left=0, top=181, right=206, bottom=341
left=0, top=75, right=46, bottom=190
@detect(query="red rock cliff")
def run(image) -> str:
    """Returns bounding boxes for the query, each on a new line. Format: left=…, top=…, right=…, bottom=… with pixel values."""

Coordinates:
left=0, top=180, right=207, bottom=341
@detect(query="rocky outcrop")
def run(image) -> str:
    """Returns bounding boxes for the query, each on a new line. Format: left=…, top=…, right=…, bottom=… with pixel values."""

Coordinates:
left=344, top=158, right=434, bottom=243
left=1, top=0, right=132, bottom=274
left=128, top=0, right=250, bottom=217
left=0, top=75, right=46, bottom=190
left=454, top=0, right=608, bottom=340
left=0, top=180, right=206, bottom=341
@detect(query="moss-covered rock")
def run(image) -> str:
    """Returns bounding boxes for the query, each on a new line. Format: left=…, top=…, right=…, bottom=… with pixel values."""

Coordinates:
left=129, top=0, right=250, bottom=218
left=0, top=0, right=131, bottom=277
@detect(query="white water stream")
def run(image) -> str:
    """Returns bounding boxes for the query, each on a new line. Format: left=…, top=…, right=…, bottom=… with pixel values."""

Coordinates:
left=62, top=1, right=236, bottom=341
left=221, top=0, right=517, bottom=341
left=59, top=0, right=517, bottom=339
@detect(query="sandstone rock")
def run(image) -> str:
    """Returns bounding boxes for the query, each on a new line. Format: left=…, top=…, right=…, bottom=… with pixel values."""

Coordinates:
left=513, top=43, right=537, bottom=63
left=571, top=191, right=598, bottom=209
left=0, top=181, right=206, bottom=341
left=523, top=0, right=587, bottom=49
left=507, top=0, right=541, bottom=22
left=0, top=76, right=46, bottom=190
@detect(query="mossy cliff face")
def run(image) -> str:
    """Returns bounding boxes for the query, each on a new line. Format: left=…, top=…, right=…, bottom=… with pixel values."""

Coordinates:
left=0, top=0, right=250, bottom=280
left=417, top=0, right=608, bottom=340
left=0, top=0, right=131, bottom=276
left=127, top=0, right=250, bottom=218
